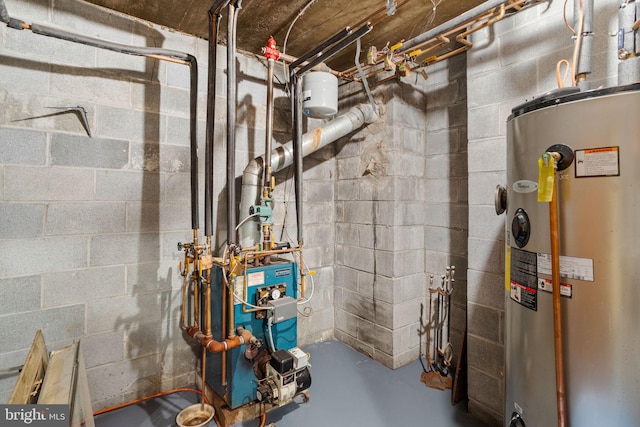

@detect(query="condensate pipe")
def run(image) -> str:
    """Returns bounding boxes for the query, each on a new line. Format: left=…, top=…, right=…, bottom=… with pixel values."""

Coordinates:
left=238, top=103, right=378, bottom=248
left=548, top=154, right=568, bottom=427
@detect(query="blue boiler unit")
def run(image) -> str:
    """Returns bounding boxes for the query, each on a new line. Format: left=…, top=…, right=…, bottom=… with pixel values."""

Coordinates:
left=204, top=260, right=310, bottom=409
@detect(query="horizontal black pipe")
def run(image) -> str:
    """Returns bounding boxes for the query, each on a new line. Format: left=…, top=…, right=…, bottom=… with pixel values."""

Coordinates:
left=290, top=26, right=351, bottom=70
left=27, top=23, right=200, bottom=230
left=296, top=23, right=372, bottom=75
left=31, top=23, right=195, bottom=63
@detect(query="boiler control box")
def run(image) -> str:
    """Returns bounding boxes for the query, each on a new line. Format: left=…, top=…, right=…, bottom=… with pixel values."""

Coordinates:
left=267, top=296, right=297, bottom=323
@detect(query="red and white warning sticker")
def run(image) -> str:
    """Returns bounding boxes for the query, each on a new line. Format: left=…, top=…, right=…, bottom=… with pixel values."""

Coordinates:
left=537, top=278, right=572, bottom=298
left=575, top=146, right=619, bottom=178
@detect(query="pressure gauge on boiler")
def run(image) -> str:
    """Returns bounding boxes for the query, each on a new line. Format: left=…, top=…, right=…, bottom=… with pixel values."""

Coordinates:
left=270, top=289, right=281, bottom=300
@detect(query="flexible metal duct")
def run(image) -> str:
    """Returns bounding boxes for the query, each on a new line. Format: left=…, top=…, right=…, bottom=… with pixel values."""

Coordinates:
left=238, top=103, right=377, bottom=248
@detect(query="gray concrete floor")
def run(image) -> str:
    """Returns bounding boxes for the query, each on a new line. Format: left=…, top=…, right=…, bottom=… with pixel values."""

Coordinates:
left=94, top=339, right=488, bottom=427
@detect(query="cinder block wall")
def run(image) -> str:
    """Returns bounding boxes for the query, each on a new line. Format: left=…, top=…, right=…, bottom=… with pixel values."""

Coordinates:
left=0, top=0, right=335, bottom=408
left=423, top=54, right=468, bottom=374
left=334, top=55, right=468, bottom=370
left=465, top=1, right=619, bottom=424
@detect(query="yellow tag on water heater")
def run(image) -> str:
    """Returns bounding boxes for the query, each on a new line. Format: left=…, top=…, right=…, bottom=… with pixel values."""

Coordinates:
left=537, top=152, right=555, bottom=202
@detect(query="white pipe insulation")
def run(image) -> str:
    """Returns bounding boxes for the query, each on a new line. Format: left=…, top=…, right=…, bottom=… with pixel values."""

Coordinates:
left=238, top=103, right=378, bottom=248
left=574, top=0, right=594, bottom=87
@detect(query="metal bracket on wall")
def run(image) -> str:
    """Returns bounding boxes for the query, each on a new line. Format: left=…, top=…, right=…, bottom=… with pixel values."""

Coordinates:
left=46, top=106, right=92, bottom=137
left=11, top=105, right=92, bottom=137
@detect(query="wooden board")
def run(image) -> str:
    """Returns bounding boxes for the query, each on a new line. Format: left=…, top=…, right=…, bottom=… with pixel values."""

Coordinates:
left=8, top=330, right=48, bottom=404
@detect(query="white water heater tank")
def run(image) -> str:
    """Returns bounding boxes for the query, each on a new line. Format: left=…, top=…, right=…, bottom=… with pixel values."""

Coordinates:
left=302, top=71, right=338, bottom=118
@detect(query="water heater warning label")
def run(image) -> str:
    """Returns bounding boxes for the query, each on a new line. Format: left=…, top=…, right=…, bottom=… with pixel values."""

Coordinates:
left=510, top=248, right=538, bottom=311
left=538, top=278, right=572, bottom=298
left=537, top=253, right=594, bottom=281
left=575, top=146, right=619, bottom=178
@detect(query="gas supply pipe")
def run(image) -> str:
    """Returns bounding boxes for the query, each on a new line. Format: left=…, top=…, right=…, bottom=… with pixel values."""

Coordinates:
left=538, top=146, right=574, bottom=427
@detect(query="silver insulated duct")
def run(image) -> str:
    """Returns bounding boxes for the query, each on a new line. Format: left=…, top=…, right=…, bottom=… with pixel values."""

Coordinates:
left=238, top=103, right=377, bottom=248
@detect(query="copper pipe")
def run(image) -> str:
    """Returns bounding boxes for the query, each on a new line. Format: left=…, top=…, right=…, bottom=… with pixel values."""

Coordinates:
left=221, top=256, right=227, bottom=387
left=227, top=265, right=236, bottom=338
left=299, top=248, right=306, bottom=301
left=187, top=326, right=254, bottom=353
left=200, top=346, right=206, bottom=409
left=204, top=274, right=212, bottom=337
left=339, top=0, right=415, bottom=76
left=549, top=172, right=568, bottom=427
left=144, top=54, right=189, bottom=65
left=343, top=0, right=527, bottom=79
left=180, top=256, right=190, bottom=328
left=193, top=272, right=200, bottom=328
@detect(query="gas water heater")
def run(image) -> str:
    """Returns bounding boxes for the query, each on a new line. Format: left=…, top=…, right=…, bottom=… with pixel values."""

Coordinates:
left=500, top=83, right=640, bottom=426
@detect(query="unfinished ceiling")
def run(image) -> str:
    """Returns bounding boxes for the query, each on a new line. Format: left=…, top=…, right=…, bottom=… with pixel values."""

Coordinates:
left=82, top=0, right=485, bottom=71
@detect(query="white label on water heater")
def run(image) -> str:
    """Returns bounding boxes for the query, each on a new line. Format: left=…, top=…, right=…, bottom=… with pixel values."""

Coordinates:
left=538, top=278, right=572, bottom=297
left=575, top=146, right=620, bottom=177
left=537, top=253, right=594, bottom=281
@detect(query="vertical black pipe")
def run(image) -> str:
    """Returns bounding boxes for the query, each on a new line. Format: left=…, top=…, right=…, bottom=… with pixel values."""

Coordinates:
left=292, top=75, right=304, bottom=245
left=264, top=58, right=274, bottom=190
left=204, top=11, right=221, bottom=238
left=189, top=61, right=199, bottom=231
left=226, top=2, right=238, bottom=246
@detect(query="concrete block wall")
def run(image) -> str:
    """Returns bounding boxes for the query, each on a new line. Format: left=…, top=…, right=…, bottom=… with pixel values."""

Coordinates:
left=466, top=1, right=620, bottom=425
left=423, top=54, right=468, bottom=374
left=0, top=0, right=335, bottom=408
left=333, top=78, right=426, bottom=369
left=0, top=0, right=205, bottom=409
left=334, top=55, right=468, bottom=370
